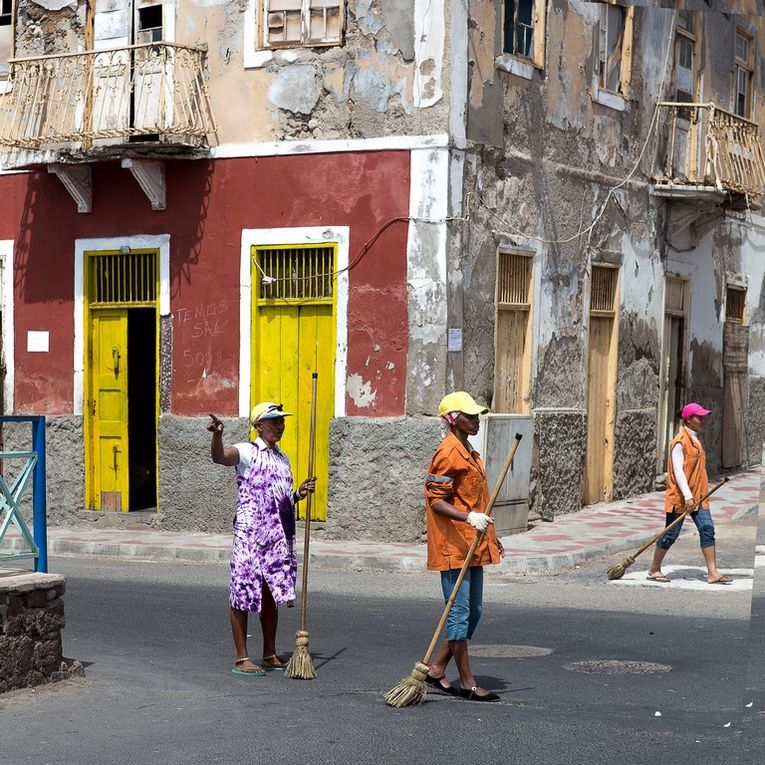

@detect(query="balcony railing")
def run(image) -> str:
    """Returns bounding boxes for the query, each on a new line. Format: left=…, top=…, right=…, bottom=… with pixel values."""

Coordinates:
left=652, top=102, right=765, bottom=197
left=0, top=42, right=216, bottom=152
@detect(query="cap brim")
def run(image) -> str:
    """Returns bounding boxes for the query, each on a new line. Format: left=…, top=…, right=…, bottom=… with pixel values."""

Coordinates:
left=257, top=412, right=293, bottom=421
left=461, top=406, right=489, bottom=415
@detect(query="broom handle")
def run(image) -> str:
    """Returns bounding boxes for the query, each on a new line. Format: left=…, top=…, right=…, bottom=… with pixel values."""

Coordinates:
left=631, top=477, right=729, bottom=559
left=420, top=433, right=523, bottom=666
left=299, top=372, right=319, bottom=632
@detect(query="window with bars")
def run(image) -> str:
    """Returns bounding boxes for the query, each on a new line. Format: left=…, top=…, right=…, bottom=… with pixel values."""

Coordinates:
left=88, top=251, right=158, bottom=306
left=726, top=285, right=746, bottom=323
left=494, top=249, right=533, bottom=414
left=590, top=265, right=618, bottom=315
left=665, top=277, right=687, bottom=316
left=496, top=250, right=532, bottom=308
left=262, top=0, right=344, bottom=48
left=254, top=245, right=334, bottom=301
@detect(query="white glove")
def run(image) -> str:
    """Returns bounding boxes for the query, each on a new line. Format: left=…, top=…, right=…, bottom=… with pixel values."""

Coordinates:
left=466, top=511, right=494, bottom=532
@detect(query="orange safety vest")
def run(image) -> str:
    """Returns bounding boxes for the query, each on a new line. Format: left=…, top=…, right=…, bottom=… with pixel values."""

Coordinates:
left=665, top=427, right=709, bottom=512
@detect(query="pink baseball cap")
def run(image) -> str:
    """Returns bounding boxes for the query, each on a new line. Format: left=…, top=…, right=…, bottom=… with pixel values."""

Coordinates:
left=681, top=402, right=711, bottom=420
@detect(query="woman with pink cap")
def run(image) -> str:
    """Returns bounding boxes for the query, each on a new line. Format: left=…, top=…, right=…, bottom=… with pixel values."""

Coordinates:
left=647, top=402, right=731, bottom=585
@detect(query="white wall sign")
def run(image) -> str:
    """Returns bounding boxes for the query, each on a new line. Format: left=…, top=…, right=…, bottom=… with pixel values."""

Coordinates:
left=447, top=327, right=463, bottom=352
left=27, top=331, right=49, bottom=353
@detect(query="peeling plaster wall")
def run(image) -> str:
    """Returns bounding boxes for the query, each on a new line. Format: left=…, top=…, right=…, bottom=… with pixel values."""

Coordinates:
left=182, top=0, right=452, bottom=143
left=457, top=2, right=765, bottom=518
left=15, top=0, right=86, bottom=57
left=11, top=1, right=450, bottom=144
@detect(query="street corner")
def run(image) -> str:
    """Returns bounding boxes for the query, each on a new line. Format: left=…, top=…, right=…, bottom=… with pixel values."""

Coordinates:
left=608, top=565, right=754, bottom=591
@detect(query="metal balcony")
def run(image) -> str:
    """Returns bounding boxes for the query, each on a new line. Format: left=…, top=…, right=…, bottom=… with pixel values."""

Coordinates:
left=652, top=102, right=765, bottom=199
left=0, top=42, right=216, bottom=157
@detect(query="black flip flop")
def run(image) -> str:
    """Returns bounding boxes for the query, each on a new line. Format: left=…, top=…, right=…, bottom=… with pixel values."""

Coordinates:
left=424, top=674, right=458, bottom=696
left=458, top=686, right=500, bottom=702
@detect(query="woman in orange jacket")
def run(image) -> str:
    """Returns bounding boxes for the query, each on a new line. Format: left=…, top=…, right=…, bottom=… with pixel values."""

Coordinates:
left=423, top=391, right=504, bottom=702
left=647, top=402, right=731, bottom=585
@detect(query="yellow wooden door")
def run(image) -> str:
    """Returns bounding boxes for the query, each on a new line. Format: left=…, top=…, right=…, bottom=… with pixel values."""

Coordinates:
left=88, top=309, right=130, bottom=511
left=583, top=316, right=616, bottom=505
left=252, top=245, right=336, bottom=520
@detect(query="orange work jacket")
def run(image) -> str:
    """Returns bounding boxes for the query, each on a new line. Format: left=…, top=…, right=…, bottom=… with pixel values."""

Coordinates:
left=665, top=426, right=709, bottom=512
left=424, top=431, right=501, bottom=571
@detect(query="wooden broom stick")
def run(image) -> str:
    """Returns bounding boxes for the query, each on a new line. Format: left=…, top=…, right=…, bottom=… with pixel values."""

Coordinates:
left=385, top=433, right=524, bottom=708
left=285, top=372, right=319, bottom=679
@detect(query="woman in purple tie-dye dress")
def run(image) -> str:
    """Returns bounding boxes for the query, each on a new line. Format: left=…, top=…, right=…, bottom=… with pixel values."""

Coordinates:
left=209, top=403, right=316, bottom=676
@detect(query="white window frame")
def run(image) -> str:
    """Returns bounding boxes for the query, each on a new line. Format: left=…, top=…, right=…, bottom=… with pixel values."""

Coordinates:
left=239, top=226, right=349, bottom=418
left=496, top=0, right=546, bottom=78
left=0, top=240, right=14, bottom=412
left=733, top=27, right=754, bottom=120
left=674, top=12, right=700, bottom=103
left=591, top=1, right=633, bottom=111
left=0, top=0, right=12, bottom=94
left=73, top=235, right=170, bottom=415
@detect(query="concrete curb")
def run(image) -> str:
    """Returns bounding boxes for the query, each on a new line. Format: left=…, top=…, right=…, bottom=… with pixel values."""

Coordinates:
left=7, top=500, right=757, bottom=576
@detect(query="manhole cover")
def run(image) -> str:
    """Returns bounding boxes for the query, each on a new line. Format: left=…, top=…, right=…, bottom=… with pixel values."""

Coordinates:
left=469, top=644, right=553, bottom=658
left=563, top=660, right=671, bottom=675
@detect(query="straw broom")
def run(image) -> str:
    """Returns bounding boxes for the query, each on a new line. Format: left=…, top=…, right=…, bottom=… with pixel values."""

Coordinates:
left=606, top=477, right=729, bottom=581
left=384, top=433, right=524, bottom=708
left=285, top=372, right=319, bottom=680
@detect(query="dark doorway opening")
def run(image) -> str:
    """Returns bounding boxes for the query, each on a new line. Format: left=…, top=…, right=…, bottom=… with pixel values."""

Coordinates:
left=128, top=308, right=157, bottom=510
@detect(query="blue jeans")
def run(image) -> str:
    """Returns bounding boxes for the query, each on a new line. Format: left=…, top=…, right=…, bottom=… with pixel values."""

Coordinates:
left=656, top=508, right=715, bottom=550
left=440, top=566, right=484, bottom=641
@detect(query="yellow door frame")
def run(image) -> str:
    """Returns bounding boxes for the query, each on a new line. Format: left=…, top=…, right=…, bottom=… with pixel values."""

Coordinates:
left=250, top=243, right=338, bottom=520
left=83, top=248, right=160, bottom=511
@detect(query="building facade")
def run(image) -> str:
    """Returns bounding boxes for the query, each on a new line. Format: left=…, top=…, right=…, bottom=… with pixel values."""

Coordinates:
left=0, top=1, right=763, bottom=541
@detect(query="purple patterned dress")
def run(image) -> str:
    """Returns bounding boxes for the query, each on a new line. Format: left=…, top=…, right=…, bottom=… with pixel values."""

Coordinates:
left=229, top=438, right=297, bottom=613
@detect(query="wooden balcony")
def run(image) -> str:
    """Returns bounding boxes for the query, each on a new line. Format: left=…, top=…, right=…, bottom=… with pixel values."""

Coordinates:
left=652, top=102, right=765, bottom=199
left=0, top=42, right=216, bottom=159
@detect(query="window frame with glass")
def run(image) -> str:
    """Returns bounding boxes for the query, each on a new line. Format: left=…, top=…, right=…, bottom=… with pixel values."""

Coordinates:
left=734, top=28, right=754, bottom=120
left=502, top=0, right=546, bottom=69
left=261, top=0, right=344, bottom=49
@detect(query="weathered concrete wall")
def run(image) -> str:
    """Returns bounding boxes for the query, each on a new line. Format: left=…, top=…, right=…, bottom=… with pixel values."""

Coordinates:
left=533, top=410, right=585, bottom=519
left=157, top=414, right=240, bottom=534
left=0, top=572, right=82, bottom=693
left=612, top=409, right=657, bottom=500
left=14, top=0, right=86, bottom=57
left=180, top=0, right=451, bottom=143
left=326, top=415, right=441, bottom=541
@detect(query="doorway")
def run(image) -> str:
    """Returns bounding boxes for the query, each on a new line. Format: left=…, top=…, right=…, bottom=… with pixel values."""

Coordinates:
left=722, top=285, right=748, bottom=468
left=85, top=250, right=158, bottom=512
left=250, top=244, right=337, bottom=521
left=583, top=264, right=619, bottom=505
left=657, top=277, right=688, bottom=472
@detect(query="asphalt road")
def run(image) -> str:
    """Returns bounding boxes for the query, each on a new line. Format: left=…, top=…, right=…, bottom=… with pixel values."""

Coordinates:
left=1, top=515, right=762, bottom=765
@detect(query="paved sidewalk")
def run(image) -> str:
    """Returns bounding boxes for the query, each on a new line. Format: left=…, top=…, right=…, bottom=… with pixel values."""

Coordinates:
left=2, top=467, right=760, bottom=575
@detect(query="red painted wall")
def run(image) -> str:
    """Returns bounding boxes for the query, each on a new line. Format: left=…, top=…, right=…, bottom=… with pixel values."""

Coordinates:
left=0, top=150, right=411, bottom=416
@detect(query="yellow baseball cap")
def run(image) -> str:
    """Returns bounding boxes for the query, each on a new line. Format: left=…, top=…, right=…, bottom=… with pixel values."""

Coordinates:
left=250, top=402, right=293, bottom=423
left=438, top=391, right=489, bottom=416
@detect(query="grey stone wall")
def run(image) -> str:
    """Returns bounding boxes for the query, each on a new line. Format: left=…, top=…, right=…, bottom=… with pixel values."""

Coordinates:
left=612, top=409, right=657, bottom=500
left=0, top=573, right=80, bottom=693
left=747, top=376, right=765, bottom=467
left=326, top=415, right=442, bottom=542
left=533, top=409, right=586, bottom=520
left=157, top=414, right=242, bottom=533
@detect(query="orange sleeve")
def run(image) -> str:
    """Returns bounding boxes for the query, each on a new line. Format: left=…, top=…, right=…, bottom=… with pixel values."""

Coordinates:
left=425, top=446, right=459, bottom=503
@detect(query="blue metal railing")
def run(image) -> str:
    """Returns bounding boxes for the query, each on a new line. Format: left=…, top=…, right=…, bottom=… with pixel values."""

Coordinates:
left=0, top=416, right=47, bottom=573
